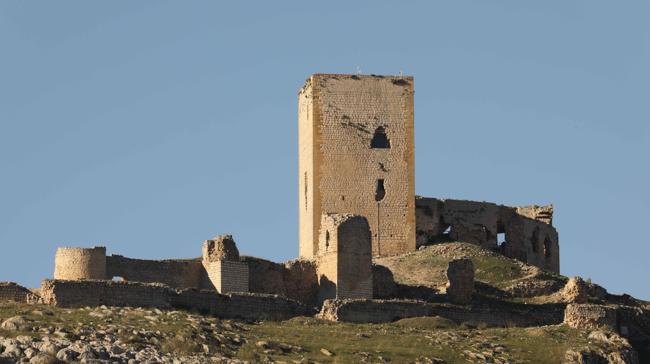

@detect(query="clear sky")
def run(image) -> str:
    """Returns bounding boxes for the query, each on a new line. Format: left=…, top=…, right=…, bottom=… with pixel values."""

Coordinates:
left=1, top=1, right=648, bottom=299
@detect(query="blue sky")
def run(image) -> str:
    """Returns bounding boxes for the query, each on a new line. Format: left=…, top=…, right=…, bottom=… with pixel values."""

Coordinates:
left=1, top=1, right=648, bottom=298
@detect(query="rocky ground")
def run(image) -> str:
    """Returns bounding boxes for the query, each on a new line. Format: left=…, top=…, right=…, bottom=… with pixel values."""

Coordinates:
left=0, top=302, right=639, bottom=364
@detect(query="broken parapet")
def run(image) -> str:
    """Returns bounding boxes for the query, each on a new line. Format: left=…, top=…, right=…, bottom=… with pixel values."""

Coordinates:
left=201, top=235, right=249, bottom=293
left=445, top=258, right=475, bottom=305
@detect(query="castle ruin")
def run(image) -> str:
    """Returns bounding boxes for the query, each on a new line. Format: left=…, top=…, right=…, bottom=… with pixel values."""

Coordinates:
left=3, top=73, right=566, bottom=321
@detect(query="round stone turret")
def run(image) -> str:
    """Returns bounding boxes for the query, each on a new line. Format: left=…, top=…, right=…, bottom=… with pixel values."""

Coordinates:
left=54, top=246, right=107, bottom=280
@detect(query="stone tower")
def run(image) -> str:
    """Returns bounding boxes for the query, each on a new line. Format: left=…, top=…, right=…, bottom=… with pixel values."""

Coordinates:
left=298, top=74, right=416, bottom=258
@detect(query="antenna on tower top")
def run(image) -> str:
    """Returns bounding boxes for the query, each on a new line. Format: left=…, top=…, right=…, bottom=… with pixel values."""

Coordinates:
left=399, top=69, right=403, bottom=77
left=356, top=66, right=362, bottom=75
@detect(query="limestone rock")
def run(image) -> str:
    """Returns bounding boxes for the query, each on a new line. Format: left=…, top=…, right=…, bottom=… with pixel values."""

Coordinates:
left=202, top=235, right=240, bottom=262
left=445, top=258, right=474, bottom=305
left=1, top=316, right=30, bottom=331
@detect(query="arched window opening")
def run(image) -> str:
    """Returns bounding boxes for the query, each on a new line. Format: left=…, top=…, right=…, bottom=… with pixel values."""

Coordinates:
left=370, top=126, right=391, bottom=149
left=375, top=179, right=386, bottom=201
left=531, top=227, right=540, bottom=253
left=544, top=236, right=552, bottom=258
left=112, top=276, right=125, bottom=282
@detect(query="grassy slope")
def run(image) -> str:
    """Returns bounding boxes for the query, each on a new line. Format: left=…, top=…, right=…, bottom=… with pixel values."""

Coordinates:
left=374, top=242, right=565, bottom=290
left=1, top=302, right=598, bottom=364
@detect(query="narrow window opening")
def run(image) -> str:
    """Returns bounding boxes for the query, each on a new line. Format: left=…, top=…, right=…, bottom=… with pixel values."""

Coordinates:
left=497, top=233, right=506, bottom=247
left=443, top=226, right=452, bottom=235
left=304, top=172, right=308, bottom=211
left=325, top=231, right=330, bottom=251
left=370, top=126, right=391, bottom=148
left=544, top=236, right=552, bottom=258
left=375, top=179, right=386, bottom=201
left=112, top=276, right=124, bottom=282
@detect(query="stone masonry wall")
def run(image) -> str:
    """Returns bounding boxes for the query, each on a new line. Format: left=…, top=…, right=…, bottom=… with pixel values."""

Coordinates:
left=39, top=279, right=314, bottom=321
left=415, top=197, right=560, bottom=273
left=106, top=255, right=203, bottom=289
left=299, top=74, right=416, bottom=258
left=242, top=256, right=319, bottom=306
left=40, top=279, right=172, bottom=308
left=202, top=261, right=249, bottom=293
left=0, top=282, right=39, bottom=304
left=54, top=247, right=107, bottom=280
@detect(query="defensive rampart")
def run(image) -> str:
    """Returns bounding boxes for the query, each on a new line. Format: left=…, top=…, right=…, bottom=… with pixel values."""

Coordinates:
left=39, top=279, right=315, bottom=321
left=106, top=255, right=203, bottom=289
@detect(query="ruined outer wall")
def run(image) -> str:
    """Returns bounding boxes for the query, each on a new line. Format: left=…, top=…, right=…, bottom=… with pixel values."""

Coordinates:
left=54, top=247, right=107, bottom=280
left=415, top=197, right=560, bottom=273
left=299, top=74, right=416, bottom=258
left=242, top=256, right=319, bottom=305
left=40, top=279, right=171, bottom=308
left=40, top=279, right=315, bottom=321
left=0, top=282, right=39, bottom=304
left=106, top=255, right=203, bottom=289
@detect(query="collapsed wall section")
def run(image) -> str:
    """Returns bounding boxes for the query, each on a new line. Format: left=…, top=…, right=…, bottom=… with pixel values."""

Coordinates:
left=415, top=197, right=560, bottom=273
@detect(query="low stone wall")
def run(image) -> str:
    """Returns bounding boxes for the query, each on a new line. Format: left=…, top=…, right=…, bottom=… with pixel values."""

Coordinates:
left=320, top=299, right=564, bottom=326
left=106, top=255, right=203, bottom=289
left=40, top=279, right=172, bottom=308
left=0, top=282, right=39, bottom=304
left=40, top=279, right=314, bottom=321
left=320, top=299, right=433, bottom=323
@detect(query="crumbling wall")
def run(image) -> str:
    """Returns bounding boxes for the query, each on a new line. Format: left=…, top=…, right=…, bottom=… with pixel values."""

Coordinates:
left=0, top=282, right=39, bottom=304
left=243, top=256, right=319, bottom=305
left=299, top=74, right=416, bottom=258
left=316, top=214, right=373, bottom=303
left=564, top=303, right=618, bottom=331
left=54, top=247, right=107, bottom=280
left=415, top=197, right=560, bottom=273
left=106, top=255, right=203, bottom=289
